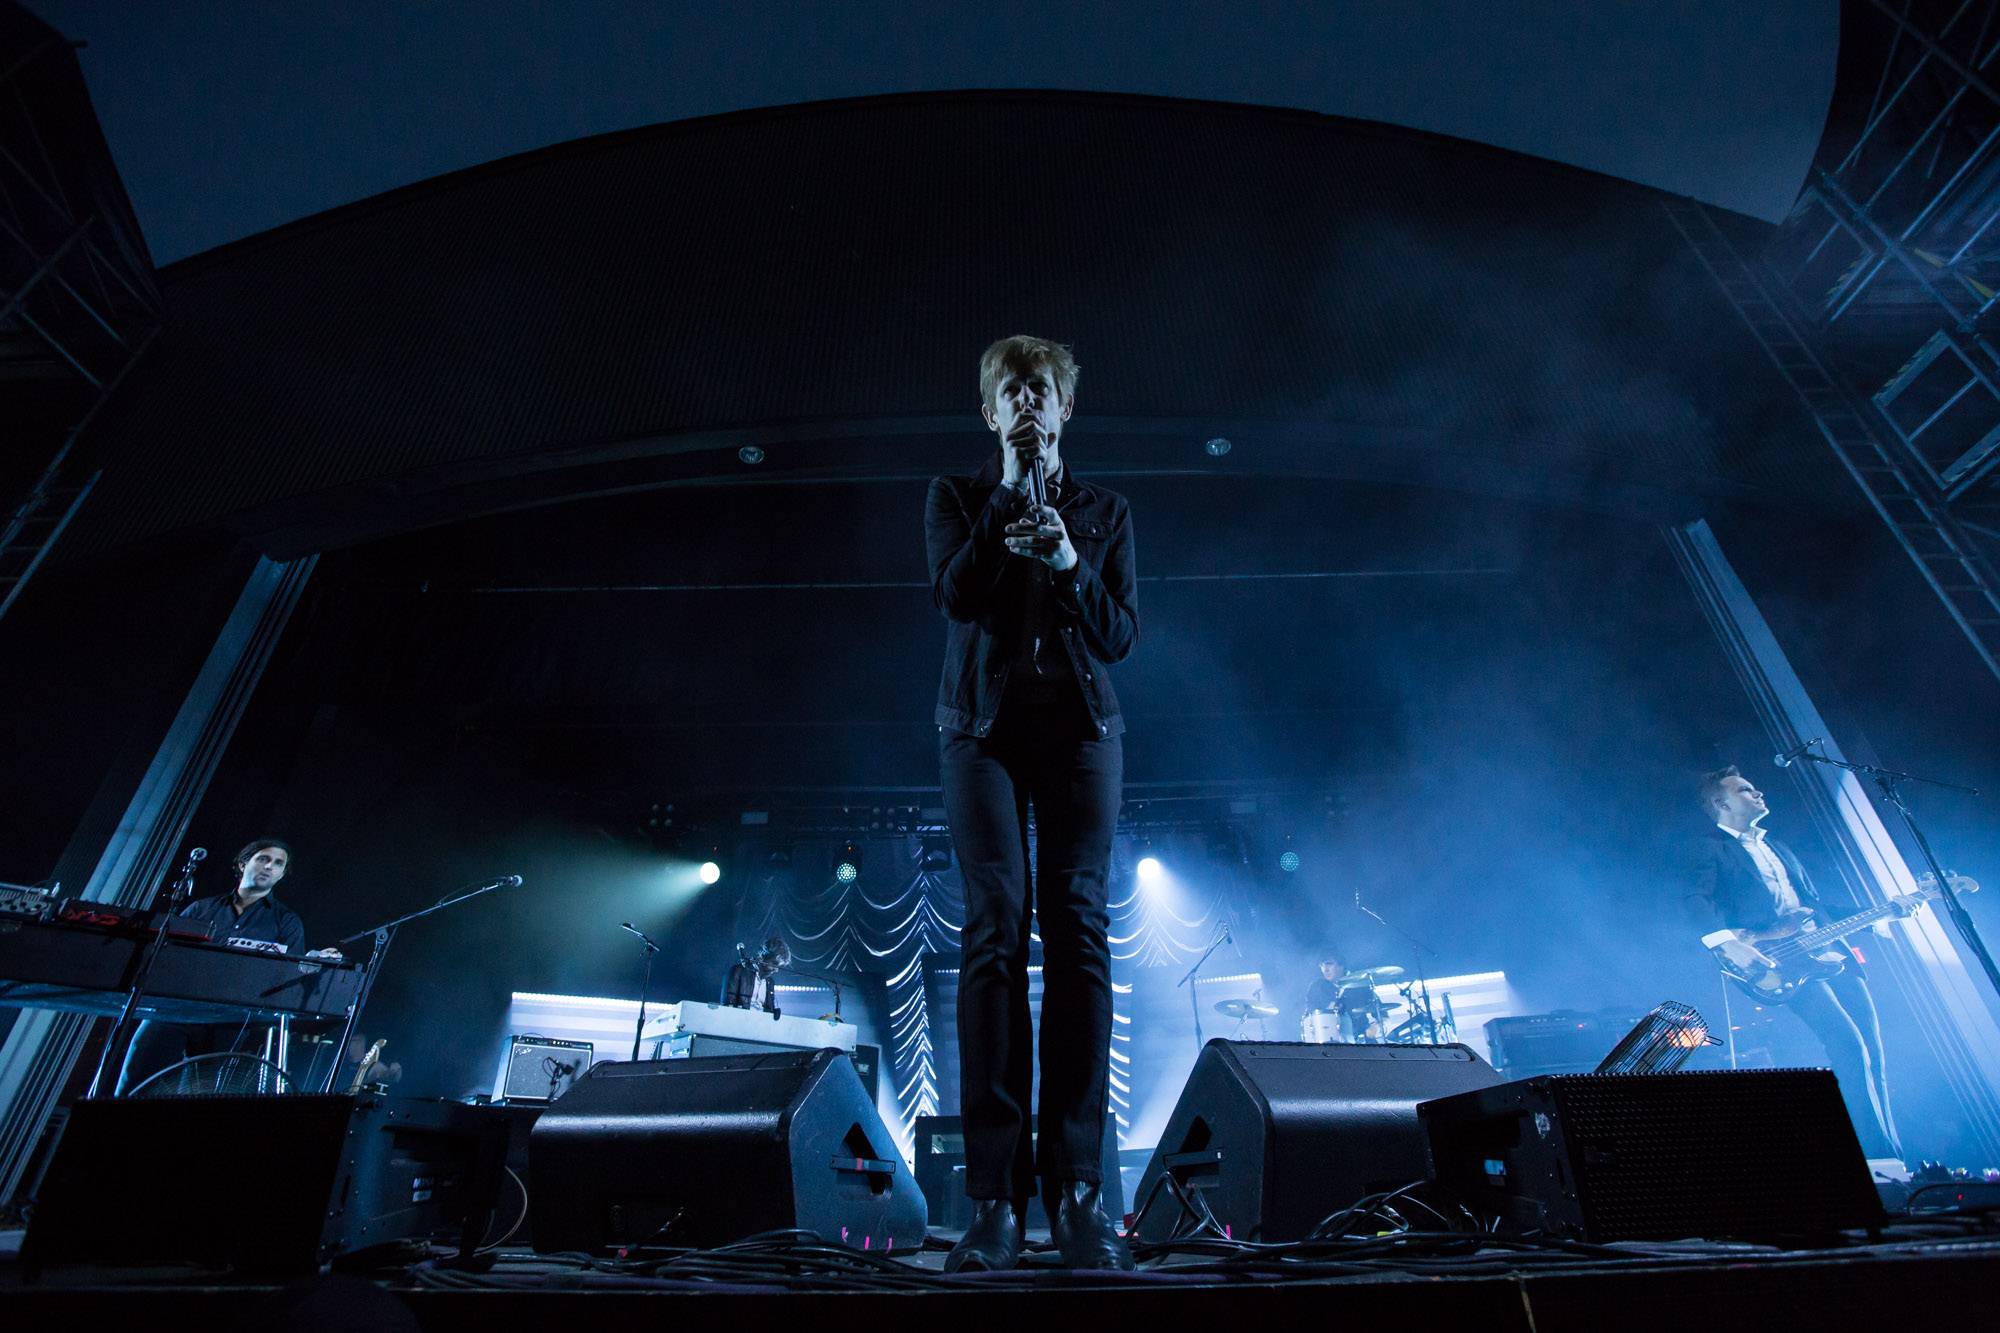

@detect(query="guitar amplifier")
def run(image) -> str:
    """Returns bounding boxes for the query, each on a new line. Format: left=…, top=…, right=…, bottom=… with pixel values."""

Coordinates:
left=501, top=1035, right=593, bottom=1103
left=1420, top=1069, right=1883, bottom=1242
left=1484, top=1009, right=1648, bottom=1076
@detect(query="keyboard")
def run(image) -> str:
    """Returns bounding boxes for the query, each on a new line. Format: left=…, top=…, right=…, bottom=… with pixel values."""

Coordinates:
left=0, top=915, right=364, bottom=1025
left=649, top=1000, right=857, bottom=1053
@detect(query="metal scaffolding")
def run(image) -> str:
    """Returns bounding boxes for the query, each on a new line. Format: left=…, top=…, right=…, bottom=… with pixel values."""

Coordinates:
left=0, top=14, right=159, bottom=623
left=1670, top=0, right=2000, bottom=683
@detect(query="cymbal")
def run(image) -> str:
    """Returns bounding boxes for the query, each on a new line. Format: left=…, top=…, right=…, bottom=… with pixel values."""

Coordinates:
left=1336, top=965, right=1405, bottom=985
left=1214, top=998, right=1280, bottom=1019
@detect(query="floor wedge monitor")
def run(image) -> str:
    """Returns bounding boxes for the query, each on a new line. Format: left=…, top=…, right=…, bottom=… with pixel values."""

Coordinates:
left=1132, top=1039, right=1502, bottom=1243
left=530, top=1048, right=926, bottom=1253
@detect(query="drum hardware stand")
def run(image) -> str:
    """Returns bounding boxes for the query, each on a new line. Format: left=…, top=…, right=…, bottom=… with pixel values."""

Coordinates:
left=1789, top=747, right=1997, bottom=1005
left=324, top=874, right=523, bottom=1092
left=1177, top=922, right=1233, bottom=1054
left=1355, top=893, right=1443, bottom=1044
left=86, top=846, right=206, bottom=1098
left=619, top=921, right=661, bottom=1060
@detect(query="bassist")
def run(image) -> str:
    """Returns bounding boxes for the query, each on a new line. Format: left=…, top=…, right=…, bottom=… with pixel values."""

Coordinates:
left=1685, top=766, right=1904, bottom=1160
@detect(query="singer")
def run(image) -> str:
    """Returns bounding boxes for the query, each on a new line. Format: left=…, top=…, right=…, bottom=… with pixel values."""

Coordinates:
left=1685, top=767, right=1904, bottom=1159
left=115, top=838, right=341, bottom=1094
left=924, top=335, right=1138, bottom=1271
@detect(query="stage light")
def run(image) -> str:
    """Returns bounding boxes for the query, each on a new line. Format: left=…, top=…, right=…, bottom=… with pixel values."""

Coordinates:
left=835, top=840, right=862, bottom=884
left=1136, top=856, right=1163, bottom=882
left=698, top=861, right=722, bottom=886
left=1279, top=850, right=1300, bottom=874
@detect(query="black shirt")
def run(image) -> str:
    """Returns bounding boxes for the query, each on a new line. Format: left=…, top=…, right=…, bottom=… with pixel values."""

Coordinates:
left=1304, top=978, right=1364, bottom=1013
left=176, top=892, right=305, bottom=956
left=995, top=475, right=1090, bottom=732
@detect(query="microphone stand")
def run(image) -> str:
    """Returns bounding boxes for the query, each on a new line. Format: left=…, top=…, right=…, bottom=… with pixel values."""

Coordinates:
left=1789, top=748, right=1998, bottom=1006
left=320, top=874, right=522, bottom=1093
left=1356, top=897, right=1441, bottom=1044
left=1177, top=924, right=1232, bottom=1054
left=88, top=847, right=205, bottom=1098
left=620, top=922, right=660, bottom=1061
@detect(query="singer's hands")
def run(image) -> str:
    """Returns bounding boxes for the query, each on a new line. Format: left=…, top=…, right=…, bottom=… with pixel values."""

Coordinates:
left=1000, top=416, right=1050, bottom=487
left=1005, top=503, right=1077, bottom=572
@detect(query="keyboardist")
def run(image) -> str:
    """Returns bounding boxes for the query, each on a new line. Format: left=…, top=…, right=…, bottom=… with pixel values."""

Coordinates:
left=115, top=838, right=338, bottom=1094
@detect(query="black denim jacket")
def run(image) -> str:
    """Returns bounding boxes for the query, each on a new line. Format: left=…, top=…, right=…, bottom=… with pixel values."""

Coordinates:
left=925, top=456, right=1138, bottom=739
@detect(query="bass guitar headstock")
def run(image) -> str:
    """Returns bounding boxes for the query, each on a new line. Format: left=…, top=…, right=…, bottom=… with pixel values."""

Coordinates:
left=1915, top=871, right=1980, bottom=898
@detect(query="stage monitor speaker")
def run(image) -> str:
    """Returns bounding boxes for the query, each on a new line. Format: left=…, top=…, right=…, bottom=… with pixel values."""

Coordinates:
left=23, top=1094, right=508, bottom=1274
left=529, top=1048, right=926, bottom=1253
left=1132, top=1040, right=1502, bottom=1243
left=1419, top=1068, right=1884, bottom=1242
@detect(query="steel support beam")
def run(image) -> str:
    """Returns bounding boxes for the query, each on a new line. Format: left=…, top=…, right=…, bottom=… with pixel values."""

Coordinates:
left=0, top=554, right=316, bottom=1205
left=1668, top=517, right=2000, bottom=1160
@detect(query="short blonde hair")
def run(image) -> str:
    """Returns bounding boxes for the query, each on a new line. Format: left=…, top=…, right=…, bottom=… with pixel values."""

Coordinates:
left=979, top=335, right=1079, bottom=413
left=1697, top=765, right=1742, bottom=816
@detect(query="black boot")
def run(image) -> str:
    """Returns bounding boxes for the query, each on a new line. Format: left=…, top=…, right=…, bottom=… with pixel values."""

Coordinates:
left=1045, top=1179, right=1135, bottom=1271
left=945, top=1198, right=1023, bottom=1273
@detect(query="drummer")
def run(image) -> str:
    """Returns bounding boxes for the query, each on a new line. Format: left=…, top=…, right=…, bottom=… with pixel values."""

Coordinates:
left=1303, top=952, right=1385, bottom=1042
left=1303, top=952, right=1349, bottom=1017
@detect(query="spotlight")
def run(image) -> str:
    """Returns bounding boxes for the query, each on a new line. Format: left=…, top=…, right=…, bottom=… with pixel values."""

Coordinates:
left=834, top=840, right=862, bottom=884
left=698, top=861, right=722, bottom=886
left=738, top=444, right=766, bottom=464
left=1278, top=850, right=1300, bottom=874
left=918, top=834, right=952, bottom=872
left=1136, top=856, right=1163, bottom=882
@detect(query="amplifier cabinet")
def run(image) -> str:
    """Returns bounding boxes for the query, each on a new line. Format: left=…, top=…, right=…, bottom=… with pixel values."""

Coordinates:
left=1420, top=1069, right=1883, bottom=1242
left=24, top=1094, right=508, bottom=1273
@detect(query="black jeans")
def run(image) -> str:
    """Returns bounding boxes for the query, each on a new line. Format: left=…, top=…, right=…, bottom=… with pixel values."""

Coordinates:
left=941, top=712, right=1122, bottom=1202
left=1789, top=967, right=1901, bottom=1159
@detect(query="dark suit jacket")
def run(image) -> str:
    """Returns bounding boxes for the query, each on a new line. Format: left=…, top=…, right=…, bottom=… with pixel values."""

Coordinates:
left=1684, top=825, right=1823, bottom=933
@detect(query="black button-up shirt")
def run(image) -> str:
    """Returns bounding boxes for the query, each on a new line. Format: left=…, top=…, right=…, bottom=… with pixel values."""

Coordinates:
left=925, top=457, right=1138, bottom=740
left=176, top=892, right=306, bottom=956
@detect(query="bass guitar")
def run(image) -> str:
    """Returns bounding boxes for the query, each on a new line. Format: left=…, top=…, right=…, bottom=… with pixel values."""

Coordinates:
left=1707, top=872, right=1978, bottom=1004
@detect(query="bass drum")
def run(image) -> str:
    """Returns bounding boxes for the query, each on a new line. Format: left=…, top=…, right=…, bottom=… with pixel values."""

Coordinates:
left=1298, top=1011, right=1341, bottom=1044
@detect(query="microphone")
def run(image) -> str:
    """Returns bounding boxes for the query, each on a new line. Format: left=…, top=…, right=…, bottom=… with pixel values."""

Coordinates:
left=1772, top=738, right=1822, bottom=769
left=1029, top=455, right=1048, bottom=510
left=502, top=874, right=523, bottom=887
left=188, top=848, right=208, bottom=862
left=619, top=921, right=659, bottom=951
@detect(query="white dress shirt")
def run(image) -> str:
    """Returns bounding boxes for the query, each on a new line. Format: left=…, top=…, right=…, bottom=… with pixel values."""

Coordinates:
left=1718, top=821, right=1801, bottom=915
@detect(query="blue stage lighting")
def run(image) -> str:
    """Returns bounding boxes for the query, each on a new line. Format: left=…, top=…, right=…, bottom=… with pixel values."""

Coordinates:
left=835, top=861, right=859, bottom=884
left=1279, top=850, right=1300, bottom=874
left=698, top=861, right=722, bottom=886
left=1136, top=856, right=1163, bottom=881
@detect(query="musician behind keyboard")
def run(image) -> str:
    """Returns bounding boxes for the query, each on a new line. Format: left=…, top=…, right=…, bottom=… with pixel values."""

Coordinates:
left=114, top=838, right=343, bottom=1095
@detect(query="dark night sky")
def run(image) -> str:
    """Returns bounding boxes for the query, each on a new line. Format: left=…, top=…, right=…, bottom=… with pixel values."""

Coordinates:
left=27, top=1, right=1837, bottom=264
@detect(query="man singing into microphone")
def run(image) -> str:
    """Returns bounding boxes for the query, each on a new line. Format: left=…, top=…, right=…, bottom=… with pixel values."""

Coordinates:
left=925, top=336, right=1138, bottom=1270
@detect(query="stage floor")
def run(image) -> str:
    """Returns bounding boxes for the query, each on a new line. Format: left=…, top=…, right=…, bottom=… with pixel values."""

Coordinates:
left=9, top=1225, right=2000, bottom=1331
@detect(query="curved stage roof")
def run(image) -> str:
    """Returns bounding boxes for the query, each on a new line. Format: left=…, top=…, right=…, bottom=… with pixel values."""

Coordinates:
left=69, top=89, right=1838, bottom=563
left=38, top=2, right=1838, bottom=262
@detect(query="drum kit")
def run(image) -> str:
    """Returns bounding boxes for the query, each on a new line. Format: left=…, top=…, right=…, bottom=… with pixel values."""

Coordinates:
left=1210, top=963, right=1455, bottom=1047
